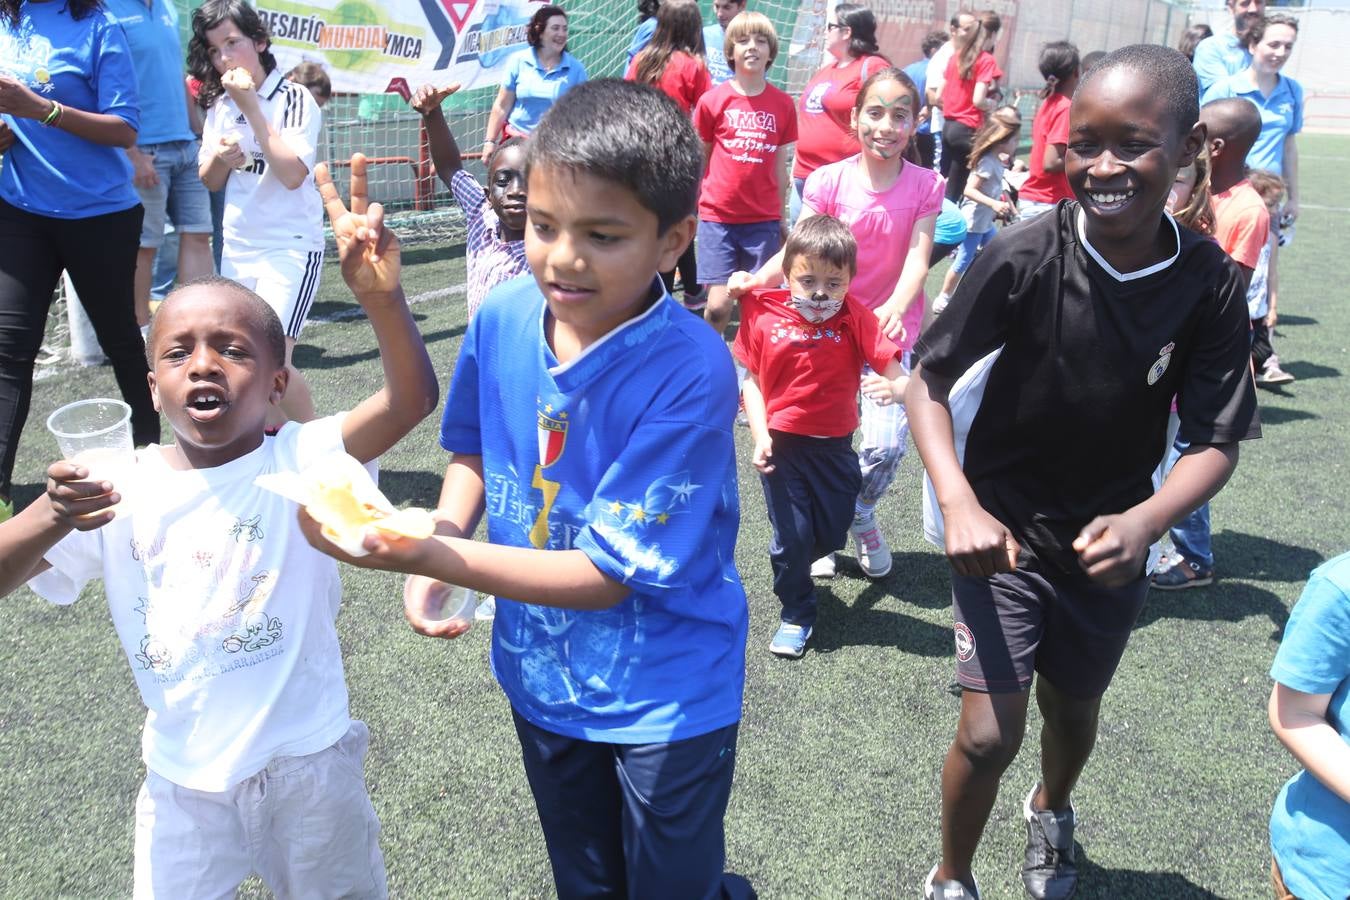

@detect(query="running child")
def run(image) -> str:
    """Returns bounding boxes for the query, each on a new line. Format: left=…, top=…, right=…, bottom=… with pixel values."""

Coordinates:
left=732, top=67, right=942, bottom=580
left=696, top=10, right=796, bottom=333
left=934, top=113, right=1018, bottom=314
left=1245, top=168, right=1294, bottom=386
left=736, top=215, right=907, bottom=658
left=190, top=0, right=325, bottom=427
left=0, top=156, right=437, bottom=896
left=298, top=80, right=752, bottom=899
left=1268, top=551, right=1350, bottom=900
left=1152, top=96, right=1267, bottom=593
left=410, top=81, right=528, bottom=320
left=907, top=46, right=1259, bottom=900
left=1017, top=41, right=1079, bottom=220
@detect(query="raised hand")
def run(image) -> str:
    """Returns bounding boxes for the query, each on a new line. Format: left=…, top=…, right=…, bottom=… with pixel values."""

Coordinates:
left=410, top=81, right=460, bottom=117
left=316, top=154, right=402, bottom=298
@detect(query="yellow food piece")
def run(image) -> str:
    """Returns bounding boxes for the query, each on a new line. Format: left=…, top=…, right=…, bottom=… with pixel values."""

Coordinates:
left=306, top=476, right=435, bottom=544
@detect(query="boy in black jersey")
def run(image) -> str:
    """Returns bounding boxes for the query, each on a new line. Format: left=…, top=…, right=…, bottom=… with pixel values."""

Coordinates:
left=907, top=45, right=1260, bottom=900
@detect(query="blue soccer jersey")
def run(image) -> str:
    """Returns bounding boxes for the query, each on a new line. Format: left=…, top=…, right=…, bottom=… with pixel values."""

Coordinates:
left=440, top=275, right=748, bottom=743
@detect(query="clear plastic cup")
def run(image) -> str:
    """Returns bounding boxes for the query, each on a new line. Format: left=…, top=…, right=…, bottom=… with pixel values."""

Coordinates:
left=403, top=574, right=475, bottom=635
left=46, top=398, right=136, bottom=517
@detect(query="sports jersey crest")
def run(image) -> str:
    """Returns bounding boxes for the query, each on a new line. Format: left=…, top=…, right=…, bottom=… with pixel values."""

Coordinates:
left=1148, top=341, right=1175, bottom=386
left=537, top=405, right=568, bottom=469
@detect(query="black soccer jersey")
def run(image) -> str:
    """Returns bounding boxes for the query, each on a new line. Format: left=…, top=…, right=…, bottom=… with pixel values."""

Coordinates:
left=914, top=201, right=1261, bottom=576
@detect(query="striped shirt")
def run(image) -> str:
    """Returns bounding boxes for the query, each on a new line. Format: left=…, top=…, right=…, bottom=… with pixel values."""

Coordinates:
left=450, top=169, right=529, bottom=317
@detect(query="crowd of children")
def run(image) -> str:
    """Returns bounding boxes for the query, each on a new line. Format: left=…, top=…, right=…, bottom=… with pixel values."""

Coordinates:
left=0, top=0, right=1341, bottom=896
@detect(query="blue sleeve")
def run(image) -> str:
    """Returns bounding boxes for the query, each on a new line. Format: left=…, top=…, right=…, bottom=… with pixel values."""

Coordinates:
left=1291, top=79, right=1303, bottom=135
left=1271, top=564, right=1350, bottom=695
left=439, top=315, right=483, bottom=455
left=1191, top=39, right=1225, bottom=96
left=503, top=52, right=522, bottom=93
left=1200, top=79, right=1231, bottom=106
left=93, top=13, right=140, bottom=131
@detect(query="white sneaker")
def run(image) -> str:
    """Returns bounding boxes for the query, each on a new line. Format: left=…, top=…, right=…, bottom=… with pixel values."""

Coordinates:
left=810, top=553, right=836, bottom=578
left=850, top=516, right=892, bottom=578
left=924, top=865, right=981, bottom=900
left=474, top=595, right=497, bottom=620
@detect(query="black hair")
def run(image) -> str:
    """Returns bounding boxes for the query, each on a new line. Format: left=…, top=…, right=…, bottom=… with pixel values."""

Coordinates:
left=1201, top=97, right=1262, bottom=152
left=1177, top=23, right=1213, bottom=61
left=187, top=0, right=278, bottom=111
left=1244, top=13, right=1300, bottom=49
left=1, top=0, right=101, bottom=26
left=525, top=79, right=702, bottom=234
left=783, top=215, right=858, bottom=277
left=637, top=0, right=660, bottom=23
left=487, top=135, right=527, bottom=172
left=921, top=31, right=949, bottom=57
left=148, top=276, right=287, bottom=369
left=526, top=5, right=567, bottom=49
left=1080, top=44, right=1199, bottom=139
left=1080, top=49, right=1107, bottom=72
left=833, top=3, right=881, bottom=58
left=1038, top=40, right=1079, bottom=99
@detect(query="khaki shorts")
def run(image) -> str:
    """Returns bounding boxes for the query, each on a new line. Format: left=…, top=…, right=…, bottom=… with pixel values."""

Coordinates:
left=133, top=721, right=387, bottom=899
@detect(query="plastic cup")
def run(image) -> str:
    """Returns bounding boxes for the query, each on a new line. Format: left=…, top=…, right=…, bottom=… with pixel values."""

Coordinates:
left=46, top=398, right=136, bottom=517
left=403, top=575, right=475, bottom=634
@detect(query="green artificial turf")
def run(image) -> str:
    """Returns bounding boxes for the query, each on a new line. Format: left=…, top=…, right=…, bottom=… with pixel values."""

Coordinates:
left=2, top=135, right=1347, bottom=898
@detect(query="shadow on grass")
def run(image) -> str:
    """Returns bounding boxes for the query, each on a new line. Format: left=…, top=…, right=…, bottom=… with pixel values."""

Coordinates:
left=1272, top=313, right=1316, bottom=327
left=1212, top=531, right=1324, bottom=582
left=294, top=326, right=464, bottom=368
left=380, top=468, right=447, bottom=507
left=1281, top=360, right=1340, bottom=381
left=1077, top=855, right=1221, bottom=899
left=1136, top=580, right=1289, bottom=639
left=810, top=584, right=952, bottom=656
left=1257, top=405, right=1319, bottom=425
left=830, top=550, right=954, bottom=610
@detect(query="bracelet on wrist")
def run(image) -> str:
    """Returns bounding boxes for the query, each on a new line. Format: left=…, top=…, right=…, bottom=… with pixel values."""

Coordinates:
left=40, top=101, right=63, bottom=127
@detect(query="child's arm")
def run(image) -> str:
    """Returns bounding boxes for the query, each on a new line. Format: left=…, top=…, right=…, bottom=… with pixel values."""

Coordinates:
left=777, top=143, right=794, bottom=231
left=1266, top=238, right=1280, bottom=328
left=860, top=356, right=908, bottom=406
left=0, top=462, right=119, bottom=597
left=1074, top=442, right=1238, bottom=586
left=963, top=171, right=1013, bottom=218
left=315, top=156, right=439, bottom=464
left=741, top=372, right=774, bottom=474
left=1282, top=136, right=1299, bottom=221
left=874, top=211, right=937, bottom=340
left=906, top=363, right=1020, bottom=576
left=410, top=82, right=462, bottom=189
left=1041, top=141, right=1066, bottom=174
left=482, top=85, right=515, bottom=158
left=222, top=70, right=310, bottom=191
left=1269, top=683, right=1350, bottom=805
left=728, top=200, right=823, bottom=297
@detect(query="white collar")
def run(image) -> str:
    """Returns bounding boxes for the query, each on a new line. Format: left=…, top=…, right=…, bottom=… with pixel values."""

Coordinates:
left=1076, top=208, right=1181, bottom=282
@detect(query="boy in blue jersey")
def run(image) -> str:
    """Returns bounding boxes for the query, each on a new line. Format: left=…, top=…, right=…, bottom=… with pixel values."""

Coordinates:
left=299, top=79, right=752, bottom=900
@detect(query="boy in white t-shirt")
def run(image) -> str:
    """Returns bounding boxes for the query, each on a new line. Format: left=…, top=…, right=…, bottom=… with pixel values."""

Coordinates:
left=0, top=159, right=437, bottom=898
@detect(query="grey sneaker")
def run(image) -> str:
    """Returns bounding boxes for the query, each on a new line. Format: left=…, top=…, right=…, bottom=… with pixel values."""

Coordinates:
left=810, top=553, right=836, bottom=579
left=769, top=622, right=811, bottom=658
left=474, top=595, right=497, bottom=621
left=1256, top=359, right=1295, bottom=387
left=850, top=515, right=892, bottom=578
left=1022, top=785, right=1078, bottom=900
left=924, top=865, right=980, bottom=899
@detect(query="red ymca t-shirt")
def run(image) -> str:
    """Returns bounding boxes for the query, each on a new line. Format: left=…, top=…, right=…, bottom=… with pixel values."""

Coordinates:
left=793, top=54, right=889, bottom=179
left=695, top=81, right=798, bottom=224
left=1212, top=180, right=1270, bottom=270
left=941, top=51, right=1002, bottom=129
left=732, top=288, right=901, bottom=437
left=624, top=50, right=711, bottom=114
left=1019, top=92, right=1072, bottom=203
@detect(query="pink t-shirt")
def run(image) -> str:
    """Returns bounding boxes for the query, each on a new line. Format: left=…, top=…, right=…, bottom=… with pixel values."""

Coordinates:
left=803, top=156, right=944, bottom=352
left=695, top=80, right=798, bottom=224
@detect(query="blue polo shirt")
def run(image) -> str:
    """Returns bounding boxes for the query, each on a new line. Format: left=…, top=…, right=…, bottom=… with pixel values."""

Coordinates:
left=1202, top=72, right=1302, bottom=174
left=105, top=0, right=193, bottom=145
left=703, top=23, right=732, bottom=85
left=1192, top=31, right=1250, bottom=96
left=504, top=48, right=588, bottom=135
left=626, top=18, right=657, bottom=65
left=904, top=58, right=931, bottom=135
left=0, top=1, right=139, bottom=218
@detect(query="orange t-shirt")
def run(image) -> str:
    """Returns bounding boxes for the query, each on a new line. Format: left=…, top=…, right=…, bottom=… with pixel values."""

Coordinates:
left=1211, top=180, right=1270, bottom=270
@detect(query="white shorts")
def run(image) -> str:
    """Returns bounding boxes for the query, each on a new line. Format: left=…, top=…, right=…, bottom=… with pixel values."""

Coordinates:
left=221, top=245, right=324, bottom=340
left=132, top=721, right=387, bottom=899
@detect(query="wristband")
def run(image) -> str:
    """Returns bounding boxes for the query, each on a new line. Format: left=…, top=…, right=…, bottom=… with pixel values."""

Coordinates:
left=483, top=138, right=497, bottom=145
left=40, top=101, right=62, bottom=127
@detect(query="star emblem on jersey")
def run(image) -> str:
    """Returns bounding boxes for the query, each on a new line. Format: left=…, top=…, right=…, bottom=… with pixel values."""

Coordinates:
left=1148, top=341, right=1175, bottom=386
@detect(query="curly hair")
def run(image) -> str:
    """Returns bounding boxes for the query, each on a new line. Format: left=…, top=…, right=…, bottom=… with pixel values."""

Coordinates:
left=187, top=0, right=277, bottom=110
left=526, top=5, right=568, bottom=49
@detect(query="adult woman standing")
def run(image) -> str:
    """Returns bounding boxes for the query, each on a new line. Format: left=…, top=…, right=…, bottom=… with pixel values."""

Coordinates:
left=940, top=10, right=1001, bottom=202
left=482, top=5, right=587, bottom=158
left=791, top=3, right=888, bottom=222
left=0, top=0, right=158, bottom=519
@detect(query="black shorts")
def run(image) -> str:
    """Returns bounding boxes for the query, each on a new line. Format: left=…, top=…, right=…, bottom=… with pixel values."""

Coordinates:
left=950, top=561, right=1150, bottom=699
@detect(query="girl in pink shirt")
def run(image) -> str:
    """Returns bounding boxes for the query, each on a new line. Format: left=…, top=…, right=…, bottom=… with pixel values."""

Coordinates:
left=732, top=67, right=943, bottom=579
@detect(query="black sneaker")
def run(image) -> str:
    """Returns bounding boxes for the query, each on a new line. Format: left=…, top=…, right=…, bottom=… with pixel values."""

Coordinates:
left=1022, top=785, right=1078, bottom=900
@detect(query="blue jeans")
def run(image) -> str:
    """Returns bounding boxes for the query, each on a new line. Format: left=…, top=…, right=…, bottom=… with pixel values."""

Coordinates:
left=1164, top=437, right=1214, bottom=569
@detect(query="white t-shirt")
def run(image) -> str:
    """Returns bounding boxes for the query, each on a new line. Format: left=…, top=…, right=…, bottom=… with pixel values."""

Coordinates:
left=200, top=68, right=324, bottom=251
left=29, top=416, right=357, bottom=791
left=926, top=41, right=955, bottom=131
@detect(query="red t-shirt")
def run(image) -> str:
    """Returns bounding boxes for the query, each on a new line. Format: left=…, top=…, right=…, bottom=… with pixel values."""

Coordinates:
left=793, top=53, right=889, bottom=179
left=1212, top=180, right=1271, bottom=270
left=941, top=51, right=1002, bottom=129
left=624, top=50, right=710, bottom=114
left=695, top=81, right=798, bottom=224
left=1019, top=92, right=1072, bottom=203
left=732, top=288, right=900, bottom=437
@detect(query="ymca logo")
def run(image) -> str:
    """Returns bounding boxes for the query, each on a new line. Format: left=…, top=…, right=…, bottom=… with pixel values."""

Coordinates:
left=804, top=82, right=830, bottom=115
left=724, top=108, right=778, bottom=132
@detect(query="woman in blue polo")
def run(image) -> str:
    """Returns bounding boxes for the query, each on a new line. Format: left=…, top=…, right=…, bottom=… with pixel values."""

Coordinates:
left=1203, top=13, right=1303, bottom=222
left=481, top=4, right=587, bottom=159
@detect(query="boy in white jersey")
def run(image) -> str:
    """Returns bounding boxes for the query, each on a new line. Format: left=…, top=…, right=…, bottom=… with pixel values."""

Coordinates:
left=0, top=158, right=437, bottom=897
left=191, top=0, right=325, bottom=427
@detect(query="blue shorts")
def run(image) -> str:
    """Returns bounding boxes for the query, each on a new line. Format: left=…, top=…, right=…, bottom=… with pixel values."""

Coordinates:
left=133, top=139, right=213, bottom=249
left=952, top=227, right=995, bottom=275
left=696, top=220, right=782, bottom=285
